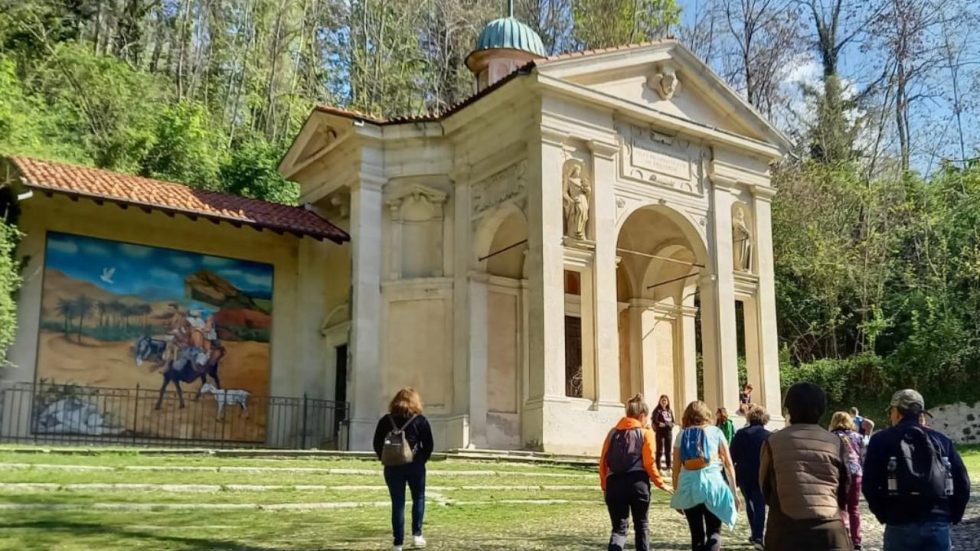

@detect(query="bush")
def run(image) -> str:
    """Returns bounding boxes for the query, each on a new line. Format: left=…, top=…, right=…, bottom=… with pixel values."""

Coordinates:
left=781, top=353, right=888, bottom=405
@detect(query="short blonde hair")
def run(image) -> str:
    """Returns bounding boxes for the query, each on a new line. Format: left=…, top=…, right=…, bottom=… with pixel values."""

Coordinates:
left=746, top=405, right=770, bottom=426
left=626, top=394, right=649, bottom=419
left=829, top=411, right=855, bottom=432
left=389, top=388, right=423, bottom=416
left=682, top=401, right=712, bottom=428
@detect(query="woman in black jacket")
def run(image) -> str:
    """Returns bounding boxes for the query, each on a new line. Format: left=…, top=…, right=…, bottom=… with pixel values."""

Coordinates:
left=651, top=394, right=674, bottom=471
left=373, top=388, right=434, bottom=551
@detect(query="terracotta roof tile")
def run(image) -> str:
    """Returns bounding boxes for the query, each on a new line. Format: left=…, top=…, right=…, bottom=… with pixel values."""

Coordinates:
left=9, top=156, right=349, bottom=243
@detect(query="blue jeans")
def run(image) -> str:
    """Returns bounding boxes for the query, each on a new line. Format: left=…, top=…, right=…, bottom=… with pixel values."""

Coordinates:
left=883, top=522, right=951, bottom=551
left=740, top=485, right=766, bottom=542
left=384, top=462, right=426, bottom=546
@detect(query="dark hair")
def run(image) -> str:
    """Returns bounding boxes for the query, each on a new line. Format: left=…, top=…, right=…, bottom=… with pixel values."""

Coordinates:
left=784, top=382, right=827, bottom=425
left=657, top=394, right=671, bottom=410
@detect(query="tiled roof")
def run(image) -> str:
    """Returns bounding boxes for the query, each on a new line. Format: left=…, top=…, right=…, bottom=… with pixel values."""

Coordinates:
left=8, top=156, right=349, bottom=243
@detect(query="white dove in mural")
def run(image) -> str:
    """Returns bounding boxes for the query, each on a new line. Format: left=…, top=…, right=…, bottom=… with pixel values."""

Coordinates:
left=100, top=267, right=116, bottom=285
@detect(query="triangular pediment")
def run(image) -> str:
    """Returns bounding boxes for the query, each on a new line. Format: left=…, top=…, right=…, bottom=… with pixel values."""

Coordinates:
left=537, top=41, right=789, bottom=150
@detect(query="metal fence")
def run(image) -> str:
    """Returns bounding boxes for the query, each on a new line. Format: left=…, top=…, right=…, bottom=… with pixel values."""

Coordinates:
left=0, top=382, right=349, bottom=449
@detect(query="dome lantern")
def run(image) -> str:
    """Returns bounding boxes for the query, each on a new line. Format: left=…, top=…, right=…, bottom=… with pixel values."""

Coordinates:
left=465, top=1, right=546, bottom=91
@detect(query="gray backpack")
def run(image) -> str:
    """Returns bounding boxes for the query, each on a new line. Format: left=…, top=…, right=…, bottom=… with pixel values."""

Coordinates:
left=381, top=414, right=418, bottom=467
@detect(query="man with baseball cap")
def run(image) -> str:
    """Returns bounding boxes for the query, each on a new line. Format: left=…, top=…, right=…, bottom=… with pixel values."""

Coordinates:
left=862, top=389, right=970, bottom=551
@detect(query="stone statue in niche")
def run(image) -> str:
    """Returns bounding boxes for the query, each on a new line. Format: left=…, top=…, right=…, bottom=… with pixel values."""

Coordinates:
left=647, top=65, right=681, bottom=100
left=562, top=162, right=590, bottom=240
left=732, top=206, right=753, bottom=272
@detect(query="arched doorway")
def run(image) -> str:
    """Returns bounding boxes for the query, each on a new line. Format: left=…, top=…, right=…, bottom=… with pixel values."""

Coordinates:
left=473, top=206, right=528, bottom=449
left=615, top=205, right=707, bottom=412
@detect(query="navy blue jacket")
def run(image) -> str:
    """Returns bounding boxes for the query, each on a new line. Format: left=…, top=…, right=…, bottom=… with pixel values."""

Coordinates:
left=372, top=413, right=434, bottom=465
left=862, top=416, right=970, bottom=525
left=729, top=423, right=770, bottom=492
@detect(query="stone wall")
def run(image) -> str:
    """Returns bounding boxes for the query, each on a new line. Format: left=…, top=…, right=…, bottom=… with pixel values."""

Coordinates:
left=928, top=401, right=980, bottom=444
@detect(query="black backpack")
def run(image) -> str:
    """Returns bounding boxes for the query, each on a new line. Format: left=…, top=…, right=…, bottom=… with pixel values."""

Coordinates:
left=892, top=425, right=947, bottom=501
left=606, top=427, right=644, bottom=474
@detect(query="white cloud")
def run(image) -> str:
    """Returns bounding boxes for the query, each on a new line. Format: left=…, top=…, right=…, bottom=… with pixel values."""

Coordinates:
left=202, top=256, right=234, bottom=268
left=149, top=268, right=179, bottom=282
left=243, top=273, right=272, bottom=289
left=119, top=244, right=152, bottom=258
left=170, top=256, right=194, bottom=270
left=82, top=243, right=111, bottom=257
left=47, top=237, right=78, bottom=255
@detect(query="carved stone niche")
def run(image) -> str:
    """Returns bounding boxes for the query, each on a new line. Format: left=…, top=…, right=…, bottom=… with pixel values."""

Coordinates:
left=386, top=184, right=449, bottom=280
left=619, top=123, right=707, bottom=195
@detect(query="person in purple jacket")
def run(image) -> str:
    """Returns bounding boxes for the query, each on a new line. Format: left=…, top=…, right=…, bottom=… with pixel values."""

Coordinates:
left=651, top=394, right=675, bottom=471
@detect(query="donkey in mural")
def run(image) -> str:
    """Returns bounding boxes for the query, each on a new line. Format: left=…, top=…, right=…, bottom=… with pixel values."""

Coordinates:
left=154, top=345, right=226, bottom=410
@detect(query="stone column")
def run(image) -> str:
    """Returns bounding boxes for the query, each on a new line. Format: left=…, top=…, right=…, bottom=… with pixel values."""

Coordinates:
left=701, top=180, right=740, bottom=414
left=627, top=300, right=658, bottom=401
left=467, top=272, right=489, bottom=447
left=579, top=266, right=597, bottom=400
left=589, top=140, right=622, bottom=407
left=347, top=174, right=385, bottom=450
left=677, top=299, right=699, bottom=407
left=523, top=129, right=567, bottom=444
left=751, top=186, right=782, bottom=421
left=742, top=296, right=763, bottom=396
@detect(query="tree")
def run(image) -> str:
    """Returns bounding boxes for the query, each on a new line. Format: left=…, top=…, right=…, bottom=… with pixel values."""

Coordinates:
left=73, top=295, right=93, bottom=343
left=56, top=298, right=75, bottom=337
left=0, top=219, right=20, bottom=362
left=140, top=101, right=226, bottom=190
left=572, top=0, right=679, bottom=49
left=218, top=136, right=298, bottom=204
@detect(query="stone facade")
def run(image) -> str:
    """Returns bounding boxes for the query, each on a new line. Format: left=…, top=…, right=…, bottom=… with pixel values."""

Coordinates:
left=279, top=40, right=789, bottom=454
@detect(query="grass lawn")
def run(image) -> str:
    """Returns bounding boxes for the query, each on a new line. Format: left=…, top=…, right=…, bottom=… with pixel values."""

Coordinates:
left=0, top=447, right=976, bottom=550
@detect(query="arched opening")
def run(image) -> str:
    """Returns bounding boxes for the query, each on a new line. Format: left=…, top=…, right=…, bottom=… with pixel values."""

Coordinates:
left=477, top=208, right=528, bottom=449
left=615, top=205, right=706, bottom=410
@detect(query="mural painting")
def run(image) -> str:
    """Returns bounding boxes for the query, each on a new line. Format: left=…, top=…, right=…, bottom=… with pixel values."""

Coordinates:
left=34, top=232, right=273, bottom=442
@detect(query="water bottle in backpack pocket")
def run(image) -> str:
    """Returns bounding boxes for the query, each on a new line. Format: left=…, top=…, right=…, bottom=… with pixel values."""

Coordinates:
left=890, top=425, right=948, bottom=501
left=381, top=414, right=418, bottom=467
left=680, top=427, right=711, bottom=470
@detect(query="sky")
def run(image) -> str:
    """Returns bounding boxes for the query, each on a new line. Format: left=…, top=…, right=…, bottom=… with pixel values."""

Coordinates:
left=675, top=0, right=980, bottom=175
left=44, top=232, right=274, bottom=303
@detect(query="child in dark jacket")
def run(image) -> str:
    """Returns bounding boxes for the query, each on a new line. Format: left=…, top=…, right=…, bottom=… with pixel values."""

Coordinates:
left=651, top=394, right=675, bottom=471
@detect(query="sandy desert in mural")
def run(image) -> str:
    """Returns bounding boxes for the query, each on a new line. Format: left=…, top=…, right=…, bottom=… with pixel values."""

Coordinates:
left=34, top=232, right=274, bottom=442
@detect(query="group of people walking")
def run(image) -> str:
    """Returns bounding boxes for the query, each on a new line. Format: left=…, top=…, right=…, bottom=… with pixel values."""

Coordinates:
left=600, top=385, right=971, bottom=551
left=369, top=385, right=970, bottom=551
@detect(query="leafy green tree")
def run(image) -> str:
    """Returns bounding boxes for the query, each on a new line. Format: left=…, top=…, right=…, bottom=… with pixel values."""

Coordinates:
left=140, top=102, right=226, bottom=190
left=572, top=0, right=679, bottom=49
left=0, top=219, right=20, bottom=362
left=218, top=137, right=298, bottom=205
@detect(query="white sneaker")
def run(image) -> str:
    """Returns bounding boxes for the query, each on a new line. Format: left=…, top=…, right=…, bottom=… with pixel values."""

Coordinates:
left=392, top=546, right=402, bottom=551
left=413, top=535, right=426, bottom=548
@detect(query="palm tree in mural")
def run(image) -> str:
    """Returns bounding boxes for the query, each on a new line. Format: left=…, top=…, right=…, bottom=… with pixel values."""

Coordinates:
left=56, top=298, right=75, bottom=337
left=136, top=303, right=153, bottom=330
left=108, top=300, right=125, bottom=329
left=73, top=295, right=93, bottom=343
left=96, top=301, right=108, bottom=329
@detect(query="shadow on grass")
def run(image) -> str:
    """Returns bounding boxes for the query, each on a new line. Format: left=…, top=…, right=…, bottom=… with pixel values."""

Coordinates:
left=0, top=519, right=310, bottom=551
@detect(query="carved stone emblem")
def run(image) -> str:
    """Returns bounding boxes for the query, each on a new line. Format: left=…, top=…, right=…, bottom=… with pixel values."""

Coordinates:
left=647, top=65, right=681, bottom=100
left=471, top=160, right=527, bottom=217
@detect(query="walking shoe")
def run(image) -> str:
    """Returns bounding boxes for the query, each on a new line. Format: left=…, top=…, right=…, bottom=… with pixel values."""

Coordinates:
left=413, top=535, right=426, bottom=548
left=392, top=546, right=403, bottom=551
left=752, top=538, right=765, bottom=550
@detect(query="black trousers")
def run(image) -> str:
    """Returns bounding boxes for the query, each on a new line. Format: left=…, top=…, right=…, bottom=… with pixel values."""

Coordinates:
left=684, top=504, right=722, bottom=551
left=605, top=472, right=651, bottom=551
left=655, top=429, right=672, bottom=469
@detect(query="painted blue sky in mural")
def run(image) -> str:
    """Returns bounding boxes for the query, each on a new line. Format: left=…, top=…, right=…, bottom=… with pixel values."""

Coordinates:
left=44, top=232, right=273, bottom=302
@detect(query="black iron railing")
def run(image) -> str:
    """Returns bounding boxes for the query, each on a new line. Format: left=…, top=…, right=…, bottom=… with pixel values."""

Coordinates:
left=0, top=382, right=349, bottom=449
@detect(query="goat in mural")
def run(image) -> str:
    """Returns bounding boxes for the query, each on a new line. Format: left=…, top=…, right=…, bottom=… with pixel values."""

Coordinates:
left=154, top=345, right=226, bottom=410
left=200, top=382, right=250, bottom=420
